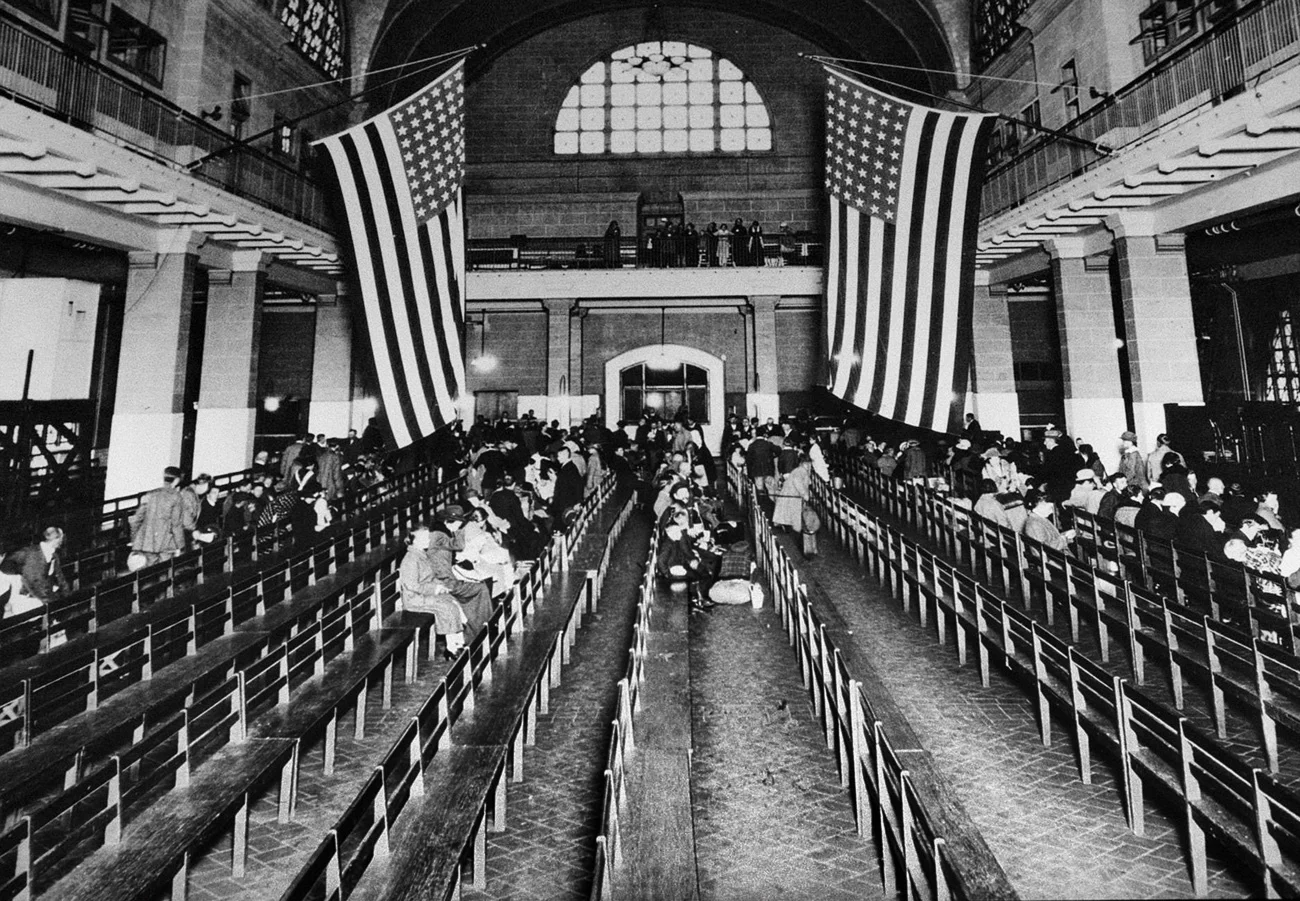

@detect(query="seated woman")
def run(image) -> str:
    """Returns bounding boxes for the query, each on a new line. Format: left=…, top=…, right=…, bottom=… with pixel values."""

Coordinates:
left=455, top=506, right=517, bottom=599
left=400, top=525, right=469, bottom=656
left=656, top=507, right=719, bottom=610
left=428, top=506, right=493, bottom=642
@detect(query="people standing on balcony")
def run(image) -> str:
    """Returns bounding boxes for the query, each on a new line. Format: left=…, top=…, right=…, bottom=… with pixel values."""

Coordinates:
left=747, top=220, right=765, bottom=266
left=703, top=222, right=719, bottom=266
left=779, top=221, right=796, bottom=266
left=731, top=219, right=748, bottom=265
left=683, top=222, right=700, bottom=266
left=129, top=466, right=187, bottom=566
left=603, top=220, right=621, bottom=269
left=716, top=222, right=732, bottom=266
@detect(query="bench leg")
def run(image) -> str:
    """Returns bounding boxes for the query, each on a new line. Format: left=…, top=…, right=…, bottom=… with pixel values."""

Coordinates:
left=492, top=770, right=507, bottom=832
left=233, top=793, right=249, bottom=877
left=526, top=690, right=538, bottom=747
left=281, top=744, right=298, bottom=823
left=405, top=640, right=417, bottom=683
left=539, top=669, right=550, bottom=715
left=473, top=812, right=487, bottom=889
left=512, top=732, right=524, bottom=783
left=383, top=659, right=394, bottom=710
left=325, top=713, right=337, bottom=776
left=355, top=686, right=368, bottom=740
left=1187, top=810, right=1207, bottom=897
left=172, top=852, right=189, bottom=901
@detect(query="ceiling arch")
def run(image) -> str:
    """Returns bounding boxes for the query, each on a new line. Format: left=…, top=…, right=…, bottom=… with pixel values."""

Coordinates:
left=364, top=0, right=960, bottom=104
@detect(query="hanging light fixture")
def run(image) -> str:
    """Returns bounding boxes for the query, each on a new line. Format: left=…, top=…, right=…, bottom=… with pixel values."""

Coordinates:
left=648, top=307, right=677, bottom=370
left=470, top=312, right=499, bottom=373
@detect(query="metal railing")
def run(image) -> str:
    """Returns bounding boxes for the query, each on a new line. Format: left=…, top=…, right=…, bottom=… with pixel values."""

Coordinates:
left=467, top=234, right=824, bottom=271
left=0, top=11, right=332, bottom=229
left=980, top=0, right=1300, bottom=220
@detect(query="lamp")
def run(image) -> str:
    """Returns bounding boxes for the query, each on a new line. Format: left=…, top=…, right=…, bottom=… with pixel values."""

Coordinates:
left=199, top=105, right=223, bottom=122
left=470, top=312, right=499, bottom=373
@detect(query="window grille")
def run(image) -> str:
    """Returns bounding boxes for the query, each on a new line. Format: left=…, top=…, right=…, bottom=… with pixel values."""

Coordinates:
left=1265, top=309, right=1300, bottom=404
left=279, top=0, right=344, bottom=78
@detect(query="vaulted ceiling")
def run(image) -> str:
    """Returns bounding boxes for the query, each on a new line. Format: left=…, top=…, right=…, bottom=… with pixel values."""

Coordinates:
left=357, top=0, right=964, bottom=102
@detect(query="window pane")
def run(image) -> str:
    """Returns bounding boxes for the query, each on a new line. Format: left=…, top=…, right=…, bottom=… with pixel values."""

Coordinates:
left=662, top=40, right=687, bottom=57
left=746, top=104, right=769, bottom=127
left=611, top=130, right=636, bottom=153
left=610, top=61, right=636, bottom=83
left=685, top=364, right=706, bottom=383
left=611, top=83, right=636, bottom=105
left=611, top=106, right=635, bottom=129
left=663, top=105, right=688, bottom=129
left=579, top=131, right=604, bottom=153
left=580, top=107, right=605, bottom=130
left=555, top=108, right=579, bottom=131
left=636, top=82, right=662, bottom=105
left=747, top=128, right=772, bottom=150
left=554, top=132, right=578, bottom=154
left=637, top=131, right=662, bottom=153
left=688, top=81, right=713, bottom=104
left=637, top=106, right=662, bottom=129
left=718, top=58, right=742, bottom=79
left=581, top=62, right=606, bottom=83
left=745, top=83, right=763, bottom=103
left=719, top=81, right=744, bottom=104
left=720, top=128, right=745, bottom=150
left=663, top=129, right=688, bottom=152
left=689, top=129, right=714, bottom=151
left=562, top=86, right=581, bottom=107
left=689, top=105, right=713, bottom=128
left=663, top=82, right=688, bottom=105
left=580, top=83, right=605, bottom=106
left=719, top=104, right=745, bottom=127
left=687, top=57, right=713, bottom=81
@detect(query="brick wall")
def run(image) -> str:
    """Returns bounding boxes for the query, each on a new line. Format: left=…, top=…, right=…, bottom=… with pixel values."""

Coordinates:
left=464, top=310, right=548, bottom=395
left=464, top=8, right=829, bottom=238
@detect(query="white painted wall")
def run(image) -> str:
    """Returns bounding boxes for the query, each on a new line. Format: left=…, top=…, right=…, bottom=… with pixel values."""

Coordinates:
left=0, top=278, right=100, bottom=401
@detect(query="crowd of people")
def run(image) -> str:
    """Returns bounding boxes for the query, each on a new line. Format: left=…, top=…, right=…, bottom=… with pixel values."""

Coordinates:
left=830, top=414, right=1300, bottom=605
left=577, top=218, right=809, bottom=269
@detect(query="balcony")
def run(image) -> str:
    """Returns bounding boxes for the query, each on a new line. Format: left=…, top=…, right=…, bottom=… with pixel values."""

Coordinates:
left=0, top=11, right=331, bottom=230
left=981, top=0, right=1300, bottom=220
left=467, top=233, right=825, bottom=271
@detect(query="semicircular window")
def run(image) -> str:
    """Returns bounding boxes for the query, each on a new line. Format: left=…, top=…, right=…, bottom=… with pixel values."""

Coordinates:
left=280, top=0, right=345, bottom=79
left=554, top=42, right=771, bottom=156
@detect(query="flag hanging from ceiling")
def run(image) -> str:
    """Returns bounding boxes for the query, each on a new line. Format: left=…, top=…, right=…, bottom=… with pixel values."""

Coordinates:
left=314, top=61, right=467, bottom=449
left=822, top=66, right=995, bottom=434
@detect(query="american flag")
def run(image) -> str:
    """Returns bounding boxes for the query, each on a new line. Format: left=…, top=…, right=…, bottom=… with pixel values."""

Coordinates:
left=315, top=62, right=467, bottom=448
left=823, top=67, right=995, bottom=434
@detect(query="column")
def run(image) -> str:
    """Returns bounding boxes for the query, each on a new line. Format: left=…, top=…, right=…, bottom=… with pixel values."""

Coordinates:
left=970, top=272, right=1022, bottom=440
left=1047, top=237, right=1128, bottom=468
left=308, top=290, right=354, bottom=439
left=543, top=297, right=575, bottom=425
left=104, top=231, right=202, bottom=497
left=748, top=295, right=780, bottom=421
left=1109, top=214, right=1204, bottom=450
left=192, top=251, right=264, bottom=476
left=168, top=0, right=210, bottom=113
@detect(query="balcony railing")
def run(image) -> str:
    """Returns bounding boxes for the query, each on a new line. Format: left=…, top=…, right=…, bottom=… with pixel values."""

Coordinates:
left=467, top=234, right=825, bottom=271
left=981, top=0, right=1300, bottom=220
left=0, top=11, right=332, bottom=230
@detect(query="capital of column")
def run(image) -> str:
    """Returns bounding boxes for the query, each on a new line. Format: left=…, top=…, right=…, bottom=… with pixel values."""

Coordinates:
left=1104, top=210, right=1158, bottom=240
left=749, top=295, right=779, bottom=313
left=543, top=297, right=576, bottom=315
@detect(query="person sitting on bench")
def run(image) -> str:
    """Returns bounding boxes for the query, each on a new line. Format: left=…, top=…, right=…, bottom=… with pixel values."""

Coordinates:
left=656, top=507, right=719, bottom=610
left=401, top=525, right=470, bottom=656
left=428, top=505, right=493, bottom=642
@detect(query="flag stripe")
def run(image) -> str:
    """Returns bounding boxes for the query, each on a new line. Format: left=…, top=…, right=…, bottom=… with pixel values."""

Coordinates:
left=948, top=117, right=996, bottom=432
left=419, top=214, right=461, bottom=423
left=825, top=197, right=843, bottom=389
left=361, top=123, right=439, bottom=438
left=916, top=115, right=963, bottom=430
left=334, top=134, right=418, bottom=448
left=835, top=207, right=861, bottom=399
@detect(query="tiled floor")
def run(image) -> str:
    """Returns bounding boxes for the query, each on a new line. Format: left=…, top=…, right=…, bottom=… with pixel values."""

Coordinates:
left=689, top=601, right=887, bottom=901
left=775, top=524, right=1254, bottom=899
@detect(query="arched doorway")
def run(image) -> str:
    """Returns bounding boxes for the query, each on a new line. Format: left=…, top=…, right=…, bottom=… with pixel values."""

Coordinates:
left=604, top=344, right=725, bottom=450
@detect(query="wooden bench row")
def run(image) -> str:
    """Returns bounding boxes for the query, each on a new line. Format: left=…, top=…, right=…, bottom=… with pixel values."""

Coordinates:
left=736, top=472, right=1016, bottom=901
left=590, top=521, right=658, bottom=899
left=0, top=555, right=427, bottom=901
left=831, top=452, right=1300, bottom=779
left=283, top=482, right=630, bottom=901
left=0, top=471, right=458, bottom=754
left=0, top=462, right=442, bottom=673
left=808, top=469, right=1300, bottom=897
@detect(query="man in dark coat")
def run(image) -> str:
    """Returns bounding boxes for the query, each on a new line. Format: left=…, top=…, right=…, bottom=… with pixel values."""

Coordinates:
left=551, top=446, right=586, bottom=528
left=1, top=526, right=69, bottom=613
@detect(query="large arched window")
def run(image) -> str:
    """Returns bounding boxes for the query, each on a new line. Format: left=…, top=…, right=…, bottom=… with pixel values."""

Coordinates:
left=621, top=361, right=710, bottom=423
left=280, top=0, right=345, bottom=78
left=554, top=42, right=771, bottom=156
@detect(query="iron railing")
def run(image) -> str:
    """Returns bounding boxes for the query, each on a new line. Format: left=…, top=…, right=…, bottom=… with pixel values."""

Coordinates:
left=467, top=234, right=824, bottom=270
left=0, top=11, right=332, bottom=229
left=981, top=0, right=1300, bottom=220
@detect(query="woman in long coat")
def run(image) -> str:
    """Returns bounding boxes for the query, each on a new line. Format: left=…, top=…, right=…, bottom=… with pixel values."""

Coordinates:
left=772, top=453, right=811, bottom=531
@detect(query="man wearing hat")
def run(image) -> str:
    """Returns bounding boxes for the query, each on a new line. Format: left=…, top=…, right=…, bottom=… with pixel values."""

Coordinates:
left=129, top=466, right=187, bottom=566
left=1118, top=430, right=1149, bottom=490
left=1041, top=429, right=1078, bottom=502
left=1065, top=468, right=1104, bottom=512
left=980, top=446, right=1018, bottom=493
left=425, top=505, right=492, bottom=643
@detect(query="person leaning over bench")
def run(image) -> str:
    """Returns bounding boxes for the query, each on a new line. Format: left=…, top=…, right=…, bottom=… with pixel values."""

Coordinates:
left=403, top=519, right=474, bottom=658
left=416, top=505, right=494, bottom=656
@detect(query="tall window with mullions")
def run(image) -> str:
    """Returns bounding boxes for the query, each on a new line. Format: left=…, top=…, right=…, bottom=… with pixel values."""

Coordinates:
left=1265, top=309, right=1300, bottom=404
